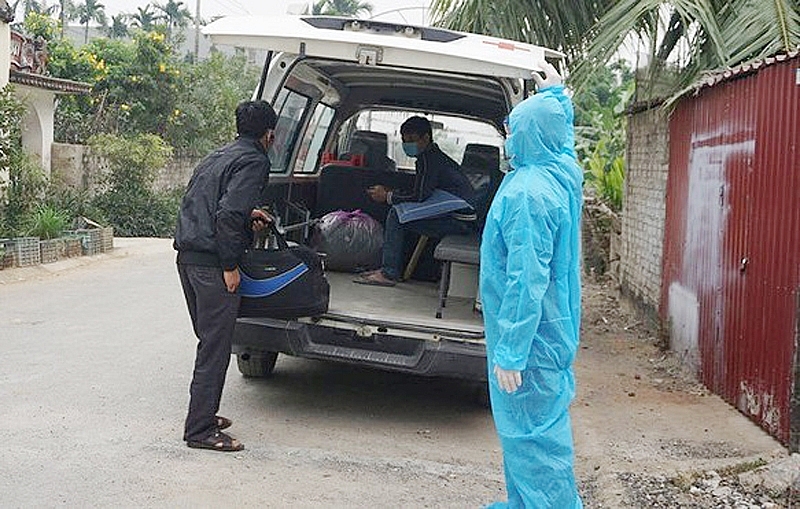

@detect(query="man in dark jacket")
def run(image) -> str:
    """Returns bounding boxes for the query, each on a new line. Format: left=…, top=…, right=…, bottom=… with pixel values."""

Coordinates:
left=174, top=100, right=277, bottom=452
left=356, top=116, right=475, bottom=286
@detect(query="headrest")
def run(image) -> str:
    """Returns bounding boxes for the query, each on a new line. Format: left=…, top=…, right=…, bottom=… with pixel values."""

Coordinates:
left=349, top=130, right=389, bottom=157
left=461, top=144, right=500, bottom=189
left=461, top=144, right=500, bottom=173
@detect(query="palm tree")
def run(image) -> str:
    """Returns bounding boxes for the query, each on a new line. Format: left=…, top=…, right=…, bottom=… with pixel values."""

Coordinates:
left=130, top=4, right=160, bottom=32
left=309, top=0, right=326, bottom=15
left=75, top=0, right=106, bottom=44
left=154, top=0, right=191, bottom=40
left=430, top=0, right=800, bottom=100
left=310, top=0, right=373, bottom=17
left=12, top=0, right=55, bottom=17
left=58, top=0, right=77, bottom=38
left=579, top=0, right=800, bottom=99
left=430, top=0, right=605, bottom=61
left=105, top=13, right=128, bottom=39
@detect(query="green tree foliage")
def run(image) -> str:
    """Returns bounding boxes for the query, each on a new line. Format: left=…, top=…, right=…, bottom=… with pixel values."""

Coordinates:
left=430, top=0, right=606, bottom=62
left=0, top=86, right=48, bottom=236
left=75, top=0, right=106, bottom=44
left=165, top=51, right=259, bottom=157
left=23, top=10, right=59, bottom=39
left=48, top=29, right=182, bottom=141
left=105, top=13, right=129, bottom=39
left=573, top=62, right=634, bottom=211
left=130, top=5, right=160, bottom=31
left=45, top=22, right=258, bottom=157
left=1, top=151, right=49, bottom=236
left=88, top=133, right=178, bottom=236
left=430, top=0, right=800, bottom=100
left=309, top=0, right=373, bottom=16
left=154, top=0, right=191, bottom=42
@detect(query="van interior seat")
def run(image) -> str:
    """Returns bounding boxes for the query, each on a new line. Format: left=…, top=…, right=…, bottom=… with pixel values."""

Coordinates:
left=461, top=143, right=499, bottom=191
left=314, top=164, right=414, bottom=224
left=432, top=144, right=503, bottom=317
left=433, top=232, right=481, bottom=319
left=344, top=130, right=397, bottom=172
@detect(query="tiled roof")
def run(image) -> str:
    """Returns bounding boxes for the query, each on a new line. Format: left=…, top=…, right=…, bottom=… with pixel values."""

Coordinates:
left=689, top=48, right=800, bottom=92
left=9, top=71, right=92, bottom=94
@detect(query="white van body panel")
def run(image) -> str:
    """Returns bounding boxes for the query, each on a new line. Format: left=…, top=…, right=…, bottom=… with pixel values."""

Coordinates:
left=203, top=15, right=562, bottom=80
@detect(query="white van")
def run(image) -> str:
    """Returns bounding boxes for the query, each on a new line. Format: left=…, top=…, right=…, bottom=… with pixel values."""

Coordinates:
left=204, top=15, right=564, bottom=383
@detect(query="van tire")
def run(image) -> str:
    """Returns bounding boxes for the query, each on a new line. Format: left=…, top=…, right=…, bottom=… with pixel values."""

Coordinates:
left=236, top=352, right=279, bottom=378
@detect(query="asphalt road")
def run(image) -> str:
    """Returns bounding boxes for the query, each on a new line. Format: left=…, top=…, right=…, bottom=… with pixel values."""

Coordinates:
left=0, top=238, right=786, bottom=508
left=0, top=239, right=504, bottom=508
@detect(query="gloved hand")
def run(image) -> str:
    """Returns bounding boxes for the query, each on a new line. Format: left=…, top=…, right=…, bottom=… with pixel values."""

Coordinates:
left=532, top=60, right=563, bottom=90
left=494, top=365, right=522, bottom=393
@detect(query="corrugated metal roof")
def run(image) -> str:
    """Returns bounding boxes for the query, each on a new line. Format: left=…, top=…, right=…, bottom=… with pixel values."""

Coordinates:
left=689, top=48, right=800, bottom=92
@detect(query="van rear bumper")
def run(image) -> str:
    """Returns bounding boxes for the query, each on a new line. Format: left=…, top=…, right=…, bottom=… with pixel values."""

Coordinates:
left=232, top=316, right=487, bottom=381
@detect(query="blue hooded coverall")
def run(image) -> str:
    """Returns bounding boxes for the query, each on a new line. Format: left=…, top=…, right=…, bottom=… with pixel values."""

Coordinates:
left=480, top=84, right=583, bottom=508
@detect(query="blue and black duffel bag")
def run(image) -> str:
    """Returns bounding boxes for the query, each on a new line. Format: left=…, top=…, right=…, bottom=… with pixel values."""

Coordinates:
left=238, top=223, right=329, bottom=319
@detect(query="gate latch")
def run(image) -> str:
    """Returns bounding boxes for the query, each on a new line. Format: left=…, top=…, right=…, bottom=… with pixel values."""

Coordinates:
left=357, top=46, right=382, bottom=66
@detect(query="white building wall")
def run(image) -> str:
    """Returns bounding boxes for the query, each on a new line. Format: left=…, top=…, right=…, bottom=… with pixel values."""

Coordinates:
left=14, top=85, right=55, bottom=175
left=0, top=21, right=9, bottom=87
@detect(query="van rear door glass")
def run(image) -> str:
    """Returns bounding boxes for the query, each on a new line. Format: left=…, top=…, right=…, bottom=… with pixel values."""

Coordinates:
left=352, top=110, right=503, bottom=171
left=295, top=103, right=335, bottom=174
left=269, top=89, right=309, bottom=174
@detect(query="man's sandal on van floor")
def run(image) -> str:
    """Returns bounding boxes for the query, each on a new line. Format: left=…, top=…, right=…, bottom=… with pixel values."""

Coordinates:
left=187, top=431, right=244, bottom=452
left=353, top=272, right=396, bottom=287
left=216, top=415, right=232, bottom=431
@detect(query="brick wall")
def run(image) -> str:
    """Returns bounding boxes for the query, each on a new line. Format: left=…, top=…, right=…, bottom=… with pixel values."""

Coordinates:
left=619, top=106, right=670, bottom=318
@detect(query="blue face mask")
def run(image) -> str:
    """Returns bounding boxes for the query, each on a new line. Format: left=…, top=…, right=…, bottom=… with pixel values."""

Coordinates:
left=402, top=142, right=419, bottom=158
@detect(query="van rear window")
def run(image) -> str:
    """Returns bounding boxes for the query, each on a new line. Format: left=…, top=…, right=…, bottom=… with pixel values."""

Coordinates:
left=269, top=89, right=309, bottom=174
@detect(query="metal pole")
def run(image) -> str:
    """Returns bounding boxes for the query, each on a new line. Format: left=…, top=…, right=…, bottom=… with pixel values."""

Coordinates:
left=194, top=0, right=200, bottom=60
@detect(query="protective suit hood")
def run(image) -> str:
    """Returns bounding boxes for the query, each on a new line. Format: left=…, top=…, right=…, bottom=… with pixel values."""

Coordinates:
left=505, top=85, right=583, bottom=199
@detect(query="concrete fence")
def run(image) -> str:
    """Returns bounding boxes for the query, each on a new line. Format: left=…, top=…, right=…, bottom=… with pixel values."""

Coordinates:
left=51, top=142, right=198, bottom=194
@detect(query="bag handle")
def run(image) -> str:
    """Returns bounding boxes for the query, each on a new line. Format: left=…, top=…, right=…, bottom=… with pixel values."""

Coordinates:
left=266, top=221, right=290, bottom=250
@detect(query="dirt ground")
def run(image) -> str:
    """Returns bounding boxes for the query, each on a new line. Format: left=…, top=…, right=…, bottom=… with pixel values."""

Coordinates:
left=573, top=277, right=797, bottom=508
left=0, top=239, right=796, bottom=508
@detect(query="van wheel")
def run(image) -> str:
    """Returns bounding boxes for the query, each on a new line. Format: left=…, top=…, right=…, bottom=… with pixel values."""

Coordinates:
left=236, top=352, right=279, bottom=378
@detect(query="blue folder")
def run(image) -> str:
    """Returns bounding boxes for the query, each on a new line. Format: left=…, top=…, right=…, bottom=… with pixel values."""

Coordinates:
left=393, top=189, right=473, bottom=224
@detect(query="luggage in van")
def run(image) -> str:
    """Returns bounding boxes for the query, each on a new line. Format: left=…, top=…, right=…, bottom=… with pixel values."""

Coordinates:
left=311, top=210, right=383, bottom=272
left=238, top=223, right=329, bottom=319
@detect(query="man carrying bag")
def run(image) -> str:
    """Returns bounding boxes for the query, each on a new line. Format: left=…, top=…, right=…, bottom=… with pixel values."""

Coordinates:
left=173, top=100, right=277, bottom=452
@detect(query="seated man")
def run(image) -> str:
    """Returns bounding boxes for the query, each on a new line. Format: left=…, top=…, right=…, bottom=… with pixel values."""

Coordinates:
left=354, top=116, right=475, bottom=287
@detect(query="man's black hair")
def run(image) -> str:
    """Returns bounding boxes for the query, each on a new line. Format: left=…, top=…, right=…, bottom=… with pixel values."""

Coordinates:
left=236, top=100, right=278, bottom=139
left=400, top=116, right=433, bottom=139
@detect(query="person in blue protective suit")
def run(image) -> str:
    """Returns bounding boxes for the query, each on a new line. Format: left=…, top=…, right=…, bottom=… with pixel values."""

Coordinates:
left=479, top=60, right=584, bottom=508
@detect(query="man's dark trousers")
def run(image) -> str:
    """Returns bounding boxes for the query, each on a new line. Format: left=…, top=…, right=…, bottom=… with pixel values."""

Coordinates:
left=177, top=263, right=241, bottom=442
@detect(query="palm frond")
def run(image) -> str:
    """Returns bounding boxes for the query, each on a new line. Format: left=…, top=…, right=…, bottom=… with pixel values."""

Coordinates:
left=722, top=0, right=800, bottom=64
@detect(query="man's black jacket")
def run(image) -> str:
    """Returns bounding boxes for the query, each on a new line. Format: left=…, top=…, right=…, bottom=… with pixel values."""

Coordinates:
left=390, top=143, right=475, bottom=207
left=173, top=136, right=270, bottom=270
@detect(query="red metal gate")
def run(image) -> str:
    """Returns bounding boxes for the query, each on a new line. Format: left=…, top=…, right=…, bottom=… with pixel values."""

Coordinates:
left=661, top=54, right=800, bottom=446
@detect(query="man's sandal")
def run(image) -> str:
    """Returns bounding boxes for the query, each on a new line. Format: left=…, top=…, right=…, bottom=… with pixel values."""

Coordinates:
left=216, top=415, right=232, bottom=431
left=187, top=431, right=244, bottom=452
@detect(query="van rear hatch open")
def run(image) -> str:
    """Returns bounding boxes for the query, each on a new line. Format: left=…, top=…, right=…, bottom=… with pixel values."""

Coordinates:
left=203, top=16, right=563, bottom=381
